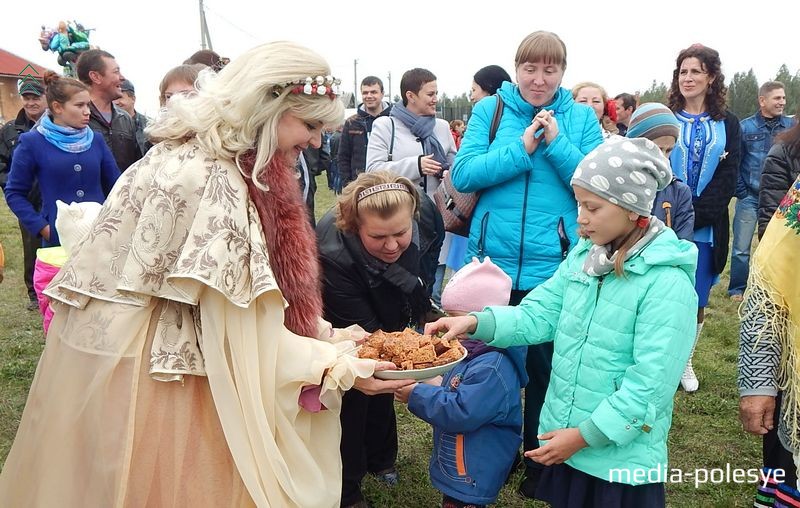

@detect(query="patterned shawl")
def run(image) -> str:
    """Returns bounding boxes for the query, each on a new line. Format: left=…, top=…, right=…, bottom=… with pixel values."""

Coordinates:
left=741, top=174, right=800, bottom=452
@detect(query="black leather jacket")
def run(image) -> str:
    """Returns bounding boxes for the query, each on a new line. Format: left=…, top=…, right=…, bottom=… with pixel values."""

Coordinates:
left=758, top=141, right=800, bottom=238
left=88, top=101, right=142, bottom=171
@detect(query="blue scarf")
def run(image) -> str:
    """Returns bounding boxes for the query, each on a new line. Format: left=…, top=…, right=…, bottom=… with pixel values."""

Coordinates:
left=390, top=101, right=450, bottom=170
left=36, top=112, right=94, bottom=153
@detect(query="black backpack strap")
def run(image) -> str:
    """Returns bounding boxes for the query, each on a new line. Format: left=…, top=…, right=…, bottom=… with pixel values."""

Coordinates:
left=488, top=95, right=504, bottom=143
left=387, top=117, right=395, bottom=162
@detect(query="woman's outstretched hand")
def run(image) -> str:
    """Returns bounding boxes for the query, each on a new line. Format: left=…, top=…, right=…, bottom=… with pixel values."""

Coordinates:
left=353, top=361, right=414, bottom=395
left=424, top=315, right=479, bottom=341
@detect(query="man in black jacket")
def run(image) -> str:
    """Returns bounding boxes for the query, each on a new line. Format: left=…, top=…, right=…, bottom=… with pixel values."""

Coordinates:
left=0, top=80, right=46, bottom=309
left=114, top=79, right=149, bottom=157
left=338, top=76, right=392, bottom=186
left=76, top=49, right=141, bottom=171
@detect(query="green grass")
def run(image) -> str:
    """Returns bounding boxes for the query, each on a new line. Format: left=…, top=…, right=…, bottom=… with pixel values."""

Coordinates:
left=0, top=176, right=763, bottom=507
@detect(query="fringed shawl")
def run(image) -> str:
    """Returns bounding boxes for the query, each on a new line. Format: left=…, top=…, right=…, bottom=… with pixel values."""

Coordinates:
left=741, top=174, right=800, bottom=451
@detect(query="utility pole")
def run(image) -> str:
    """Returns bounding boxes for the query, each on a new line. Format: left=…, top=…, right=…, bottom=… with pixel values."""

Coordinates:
left=353, top=59, right=358, bottom=106
left=387, top=71, right=392, bottom=102
left=199, top=0, right=213, bottom=50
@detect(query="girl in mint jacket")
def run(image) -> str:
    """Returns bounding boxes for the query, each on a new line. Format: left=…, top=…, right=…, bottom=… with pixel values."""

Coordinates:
left=427, top=137, right=698, bottom=507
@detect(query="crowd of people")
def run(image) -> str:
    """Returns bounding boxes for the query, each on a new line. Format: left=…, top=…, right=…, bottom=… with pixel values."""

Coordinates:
left=0, top=29, right=798, bottom=508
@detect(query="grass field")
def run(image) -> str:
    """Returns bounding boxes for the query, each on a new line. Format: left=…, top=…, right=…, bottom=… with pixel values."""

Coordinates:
left=0, top=176, right=763, bottom=507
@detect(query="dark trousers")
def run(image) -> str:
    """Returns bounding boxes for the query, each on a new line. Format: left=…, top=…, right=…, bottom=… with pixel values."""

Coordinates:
left=19, top=220, right=38, bottom=301
left=763, top=392, right=798, bottom=486
left=340, top=390, right=398, bottom=506
left=510, top=289, right=554, bottom=477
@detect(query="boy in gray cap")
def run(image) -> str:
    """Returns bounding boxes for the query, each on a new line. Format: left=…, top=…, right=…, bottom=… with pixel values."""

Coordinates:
left=114, top=79, right=149, bottom=155
left=626, top=102, right=694, bottom=243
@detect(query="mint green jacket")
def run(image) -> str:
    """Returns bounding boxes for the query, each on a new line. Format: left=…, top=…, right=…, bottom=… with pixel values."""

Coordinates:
left=472, top=230, right=698, bottom=484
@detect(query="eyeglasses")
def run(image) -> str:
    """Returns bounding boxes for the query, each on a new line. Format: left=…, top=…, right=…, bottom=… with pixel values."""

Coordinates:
left=679, top=69, right=708, bottom=78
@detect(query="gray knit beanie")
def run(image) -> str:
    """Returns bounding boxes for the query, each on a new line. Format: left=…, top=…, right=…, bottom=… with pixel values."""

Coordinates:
left=571, top=136, right=672, bottom=216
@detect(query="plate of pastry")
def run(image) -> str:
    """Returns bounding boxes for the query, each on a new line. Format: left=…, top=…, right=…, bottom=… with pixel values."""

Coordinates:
left=357, top=328, right=467, bottom=380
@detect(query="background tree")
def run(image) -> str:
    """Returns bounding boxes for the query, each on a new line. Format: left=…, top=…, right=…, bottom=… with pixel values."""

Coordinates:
left=774, top=64, right=800, bottom=116
left=438, top=92, right=451, bottom=117
left=638, top=80, right=669, bottom=105
left=439, top=92, right=473, bottom=121
left=727, top=69, right=759, bottom=119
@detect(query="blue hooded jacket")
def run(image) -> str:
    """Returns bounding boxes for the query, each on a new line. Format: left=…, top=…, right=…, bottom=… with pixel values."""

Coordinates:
left=452, top=82, right=602, bottom=290
left=408, top=346, right=528, bottom=505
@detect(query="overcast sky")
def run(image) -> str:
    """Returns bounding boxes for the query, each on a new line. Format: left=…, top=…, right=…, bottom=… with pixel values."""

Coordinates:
left=5, top=0, right=800, bottom=118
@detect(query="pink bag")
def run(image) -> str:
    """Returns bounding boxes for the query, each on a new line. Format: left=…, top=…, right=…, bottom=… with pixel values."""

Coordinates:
left=33, top=258, right=61, bottom=333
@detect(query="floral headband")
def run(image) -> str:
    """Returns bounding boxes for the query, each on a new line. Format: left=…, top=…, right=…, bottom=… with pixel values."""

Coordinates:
left=357, top=183, right=410, bottom=202
left=271, top=75, right=342, bottom=100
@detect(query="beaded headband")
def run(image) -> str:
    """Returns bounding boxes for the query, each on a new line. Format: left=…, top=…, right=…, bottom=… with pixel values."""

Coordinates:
left=271, top=75, right=342, bottom=100
left=357, top=183, right=410, bottom=202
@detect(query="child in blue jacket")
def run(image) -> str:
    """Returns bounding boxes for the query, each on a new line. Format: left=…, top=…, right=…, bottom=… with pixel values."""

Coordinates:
left=426, top=137, right=698, bottom=508
left=625, top=102, right=695, bottom=242
left=395, top=257, right=527, bottom=508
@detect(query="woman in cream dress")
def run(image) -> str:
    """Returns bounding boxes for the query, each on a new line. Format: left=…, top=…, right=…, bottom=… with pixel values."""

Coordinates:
left=0, top=41, right=411, bottom=508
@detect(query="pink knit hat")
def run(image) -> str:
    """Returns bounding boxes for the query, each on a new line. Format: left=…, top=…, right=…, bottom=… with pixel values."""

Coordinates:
left=441, top=257, right=512, bottom=313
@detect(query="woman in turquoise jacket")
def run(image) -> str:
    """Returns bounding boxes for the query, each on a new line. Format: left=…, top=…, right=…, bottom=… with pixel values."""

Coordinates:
left=429, top=137, right=698, bottom=507
left=451, top=30, right=603, bottom=496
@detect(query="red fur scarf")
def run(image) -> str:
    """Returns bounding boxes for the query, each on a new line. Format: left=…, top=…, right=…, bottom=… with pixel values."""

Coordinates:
left=239, top=151, right=322, bottom=339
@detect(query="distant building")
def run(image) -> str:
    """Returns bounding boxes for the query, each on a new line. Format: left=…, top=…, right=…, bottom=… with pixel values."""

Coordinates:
left=0, top=48, right=54, bottom=123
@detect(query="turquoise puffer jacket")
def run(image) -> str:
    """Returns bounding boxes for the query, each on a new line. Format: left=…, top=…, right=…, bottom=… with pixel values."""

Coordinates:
left=476, top=230, right=698, bottom=484
left=452, top=82, right=602, bottom=290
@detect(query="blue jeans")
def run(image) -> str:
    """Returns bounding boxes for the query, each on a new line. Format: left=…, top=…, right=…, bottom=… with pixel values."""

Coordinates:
left=728, top=194, right=758, bottom=296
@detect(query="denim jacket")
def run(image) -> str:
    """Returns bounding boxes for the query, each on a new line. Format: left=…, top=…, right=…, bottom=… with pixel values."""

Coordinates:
left=736, top=112, right=795, bottom=198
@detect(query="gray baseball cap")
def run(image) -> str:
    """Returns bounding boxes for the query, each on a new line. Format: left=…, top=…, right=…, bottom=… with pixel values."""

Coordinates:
left=120, top=79, right=135, bottom=94
left=18, top=78, right=44, bottom=96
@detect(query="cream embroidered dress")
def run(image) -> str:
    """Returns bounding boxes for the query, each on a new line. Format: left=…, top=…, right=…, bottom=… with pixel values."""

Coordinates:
left=0, top=140, right=374, bottom=508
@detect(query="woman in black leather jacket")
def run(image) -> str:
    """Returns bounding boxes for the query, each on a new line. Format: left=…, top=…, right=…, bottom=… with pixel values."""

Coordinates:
left=316, top=170, right=443, bottom=508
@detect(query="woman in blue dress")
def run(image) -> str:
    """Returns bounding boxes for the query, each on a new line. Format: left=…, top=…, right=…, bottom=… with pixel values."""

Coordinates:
left=667, top=44, right=741, bottom=392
